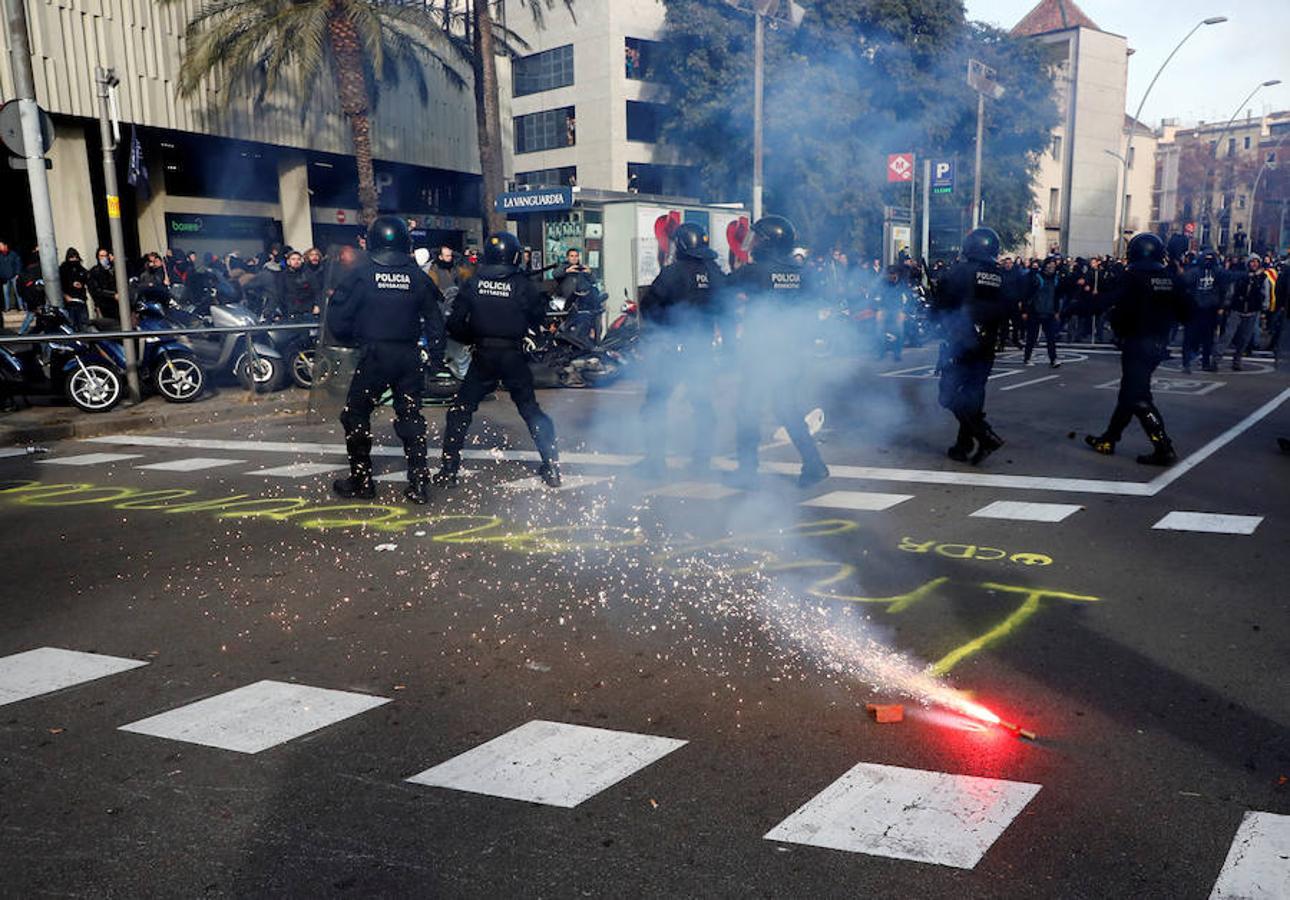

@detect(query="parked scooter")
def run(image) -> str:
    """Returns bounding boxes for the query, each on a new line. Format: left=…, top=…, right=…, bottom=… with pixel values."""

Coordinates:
left=565, top=295, right=641, bottom=387
left=151, top=284, right=286, bottom=391
left=0, top=307, right=125, bottom=412
left=98, top=300, right=207, bottom=402
left=264, top=316, right=318, bottom=390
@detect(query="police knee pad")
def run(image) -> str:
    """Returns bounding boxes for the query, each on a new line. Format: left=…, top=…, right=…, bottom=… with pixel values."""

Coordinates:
left=340, top=409, right=369, bottom=434
left=393, top=415, right=426, bottom=443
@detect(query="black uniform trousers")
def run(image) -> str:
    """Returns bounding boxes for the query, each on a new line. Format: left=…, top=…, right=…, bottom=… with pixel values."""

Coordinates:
left=640, top=340, right=716, bottom=466
left=1182, top=307, right=1218, bottom=369
left=938, top=349, right=995, bottom=450
left=734, top=354, right=823, bottom=473
left=1104, top=343, right=1167, bottom=445
left=1023, top=315, right=1059, bottom=364
left=442, top=342, right=556, bottom=465
left=340, top=342, right=427, bottom=481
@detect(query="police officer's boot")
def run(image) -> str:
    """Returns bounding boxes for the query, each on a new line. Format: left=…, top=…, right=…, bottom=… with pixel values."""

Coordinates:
left=1135, top=406, right=1177, bottom=467
left=1084, top=434, right=1116, bottom=455
left=333, top=475, right=376, bottom=500
left=432, top=457, right=460, bottom=487
left=969, top=417, right=1004, bottom=466
left=404, top=468, right=431, bottom=505
left=538, top=459, right=562, bottom=488
left=948, top=420, right=975, bottom=463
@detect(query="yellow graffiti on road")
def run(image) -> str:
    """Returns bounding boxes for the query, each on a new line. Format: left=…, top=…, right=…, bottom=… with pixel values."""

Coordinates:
left=0, top=480, right=643, bottom=553
left=899, top=536, right=1054, bottom=567
left=652, top=521, right=1100, bottom=675
left=0, top=481, right=1101, bottom=673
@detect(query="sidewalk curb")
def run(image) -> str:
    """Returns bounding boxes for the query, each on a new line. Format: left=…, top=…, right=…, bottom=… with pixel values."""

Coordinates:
left=0, top=391, right=308, bottom=448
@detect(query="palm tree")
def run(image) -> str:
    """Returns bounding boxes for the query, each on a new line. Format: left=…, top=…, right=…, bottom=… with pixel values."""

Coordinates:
left=430, top=0, right=575, bottom=235
left=165, top=0, right=463, bottom=226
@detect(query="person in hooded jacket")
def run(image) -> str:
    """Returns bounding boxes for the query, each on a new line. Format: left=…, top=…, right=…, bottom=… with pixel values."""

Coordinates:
left=1066, top=233, right=1192, bottom=465
left=58, top=248, right=90, bottom=329
left=1181, top=249, right=1226, bottom=373
left=726, top=215, right=829, bottom=488
left=1022, top=256, right=1062, bottom=367
left=1218, top=256, right=1270, bottom=371
left=87, top=247, right=120, bottom=322
left=435, top=231, right=560, bottom=488
left=934, top=227, right=1010, bottom=465
left=327, top=216, right=445, bottom=504
left=635, top=221, right=725, bottom=479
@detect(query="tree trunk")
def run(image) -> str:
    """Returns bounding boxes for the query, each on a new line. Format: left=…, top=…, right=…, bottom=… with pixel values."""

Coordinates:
left=327, top=4, right=380, bottom=226
left=472, top=0, right=507, bottom=237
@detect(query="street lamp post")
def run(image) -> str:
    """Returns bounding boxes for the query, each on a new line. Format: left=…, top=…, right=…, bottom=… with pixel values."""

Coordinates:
left=1117, top=16, right=1226, bottom=257
left=723, top=0, right=804, bottom=221
left=1203, top=79, right=1282, bottom=249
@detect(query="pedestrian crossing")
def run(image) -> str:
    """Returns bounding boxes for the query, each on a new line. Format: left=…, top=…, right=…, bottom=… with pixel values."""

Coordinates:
left=0, top=437, right=1274, bottom=537
left=0, top=643, right=1277, bottom=890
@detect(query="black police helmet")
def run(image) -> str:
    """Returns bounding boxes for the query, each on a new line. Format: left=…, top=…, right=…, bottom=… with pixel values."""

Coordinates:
left=673, top=222, right=716, bottom=260
left=483, top=231, right=523, bottom=267
left=367, top=215, right=412, bottom=265
left=1127, top=233, right=1166, bottom=268
left=751, top=215, right=796, bottom=259
left=961, top=227, right=1001, bottom=262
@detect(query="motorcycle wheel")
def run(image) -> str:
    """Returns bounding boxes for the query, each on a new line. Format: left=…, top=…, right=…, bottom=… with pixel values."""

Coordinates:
left=234, top=353, right=285, bottom=392
left=66, top=364, right=123, bottom=412
left=289, top=347, right=316, bottom=390
left=154, top=355, right=206, bottom=403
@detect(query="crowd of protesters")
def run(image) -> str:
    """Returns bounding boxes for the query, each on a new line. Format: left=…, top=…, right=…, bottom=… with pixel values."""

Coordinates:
left=797, top=244, right=1287, bottom=369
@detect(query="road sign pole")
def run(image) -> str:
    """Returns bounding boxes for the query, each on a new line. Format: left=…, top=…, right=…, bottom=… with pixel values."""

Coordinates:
left=5, top=0, right=63, bottom=307
left=921, top=158, right=931, bottom=261
left=96, top=67, right=141, bottom=403
left=972, top=92, right=984, bottom=229
left=752, top=11, right=765, bottom=221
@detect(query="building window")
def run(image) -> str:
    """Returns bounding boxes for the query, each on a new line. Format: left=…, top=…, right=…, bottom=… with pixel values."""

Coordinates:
left=1227, top=137, right=1236, bottom=156
left=515, top=166, right=577, bottom=188
left=1127, top=146, right=1135, bottom=169
left=1051, top=135, right=1062, bottom=161
left=626, top=101, right=669, bottom=143
left=1238, top=194, right=1247, bottom=210
left=512, top=45, right=574, bottom=98
left=1243, top=135, right=1251, bottom=150
left=627, top=163, right=698, bottom=197
left=1047, top=187, right=1061, bottom=226
left=625, top=37, right=665, bottom=81
left=514, top=107, right=576, bottom=154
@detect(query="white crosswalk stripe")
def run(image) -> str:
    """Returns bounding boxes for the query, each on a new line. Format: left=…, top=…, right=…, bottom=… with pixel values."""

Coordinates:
left=118, top=679, right=391, bottom=754
left=1152, top=512, right=1264, bottom=535
left=764, top=762, right=1041, bottom=869
left=406, top=719, right=687, bottom=808
left=647, top=481, right=742, bottom=500
left=248, top=462, right=349, bottom=479
left=971, top=501, right=1083, bottom=523
left=136, top=457, right=246, bottom=472
left=802, top=490, right=914, bottom=512
left=0, top=647, right=148, bottom=707
left=1210, top=811, right=1290, bottom=899
left=38, top=453, right=142, bottom=466
left=499, top=474, right=611, bottom=492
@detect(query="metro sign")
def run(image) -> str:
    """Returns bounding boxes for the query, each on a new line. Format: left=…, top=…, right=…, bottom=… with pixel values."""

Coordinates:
left=887, top=153, right=914, bottom=183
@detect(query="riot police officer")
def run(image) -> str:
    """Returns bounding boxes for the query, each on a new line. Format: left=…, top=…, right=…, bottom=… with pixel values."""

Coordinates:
left=1067, top=233, right=1191, bottom=466
left=636, top=222, right=725, bottom=479
left=435, top=231, right=560, bottom=487
left=935, top=227, right=1009, bottom=465
left=327, top=216, right=446, bottom=504
left=727, top=215, right=829, bottom=488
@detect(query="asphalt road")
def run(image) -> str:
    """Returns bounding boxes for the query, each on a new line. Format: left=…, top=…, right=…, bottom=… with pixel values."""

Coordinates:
left=0, top=345, right=1287, bottom=898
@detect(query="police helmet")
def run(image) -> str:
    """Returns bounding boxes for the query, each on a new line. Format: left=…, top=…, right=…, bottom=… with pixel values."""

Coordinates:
left=367, top=216, right=412, bottom=265
left=751, top=215, right=797, bottom=259
left=961, top=227, right=1001, bottom=262
left=483, top=231, right=523, bottom=267
left=673, top=222, right=717, bottom=260
left=1126, top=233, right=1166, bottom=268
